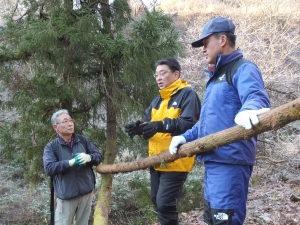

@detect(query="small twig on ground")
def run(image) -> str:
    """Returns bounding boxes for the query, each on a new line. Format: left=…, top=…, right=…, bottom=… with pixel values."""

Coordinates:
left=256, top=156, right=286, bottom=165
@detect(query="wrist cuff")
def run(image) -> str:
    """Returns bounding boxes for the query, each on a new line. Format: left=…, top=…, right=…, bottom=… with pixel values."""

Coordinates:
left=156, top=121, right=164, bottom=132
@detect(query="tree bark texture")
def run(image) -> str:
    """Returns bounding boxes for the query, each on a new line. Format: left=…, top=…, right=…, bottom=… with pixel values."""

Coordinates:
left=93, top=87, right=117, bottom=225
left=96, top=98, right=300, bottom=174
left=93, top=174, right=113, bottom=224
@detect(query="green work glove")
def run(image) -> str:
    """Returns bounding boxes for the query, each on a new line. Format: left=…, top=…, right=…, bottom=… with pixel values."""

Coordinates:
left=76, top=153, right=91, bottom=165
left=69, top=156, right=81, bottom=167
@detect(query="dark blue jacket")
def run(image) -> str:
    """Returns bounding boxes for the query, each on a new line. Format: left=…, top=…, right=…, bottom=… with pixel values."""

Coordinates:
left=182, top=50, right=270, bottom=166
left=43, top=134, right=103, bottom=200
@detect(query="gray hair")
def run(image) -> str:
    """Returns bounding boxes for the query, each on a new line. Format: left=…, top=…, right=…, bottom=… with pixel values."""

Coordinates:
left=51, top=109, right=69, bottom=125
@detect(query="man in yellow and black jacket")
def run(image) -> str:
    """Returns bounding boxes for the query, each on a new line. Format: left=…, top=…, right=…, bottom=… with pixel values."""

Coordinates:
left=125, top=57, right=201, bottom=225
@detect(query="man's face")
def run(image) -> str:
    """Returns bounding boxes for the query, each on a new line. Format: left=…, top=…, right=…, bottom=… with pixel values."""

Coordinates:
left=53, top=114, right=74, bottom=136
left=154, top=65, right=180, bottom=90
left=202, top=34, right=223, bottom=64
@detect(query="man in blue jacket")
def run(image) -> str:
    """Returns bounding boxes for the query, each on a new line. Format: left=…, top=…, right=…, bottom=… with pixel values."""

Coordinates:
left=43, top=109, right=103, bottom=225
left=168, top=17, right=270, bottom=225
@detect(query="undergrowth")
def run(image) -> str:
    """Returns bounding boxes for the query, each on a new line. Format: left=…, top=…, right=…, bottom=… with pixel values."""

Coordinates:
left=108, top=161, right=205, bottom=225
left=0, top=158, right=49, bottom=225
left=0, top=156, right=204, bottom=225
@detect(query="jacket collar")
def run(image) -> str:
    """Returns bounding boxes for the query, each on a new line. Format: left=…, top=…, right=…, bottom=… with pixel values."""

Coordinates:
left=159, top=79, right=188, bottom=99
left=214, top=49, right=243, bottom=74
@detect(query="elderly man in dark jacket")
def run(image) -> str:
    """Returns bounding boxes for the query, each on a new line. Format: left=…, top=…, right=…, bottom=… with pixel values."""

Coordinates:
left=43, top=109, right=103, bottom=225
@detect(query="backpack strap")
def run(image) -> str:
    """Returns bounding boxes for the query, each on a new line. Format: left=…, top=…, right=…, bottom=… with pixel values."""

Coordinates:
left=49, top=138, right=60, bottom=225
left=50, top=180, right=55, bottom=225
left=76, top=134, right=87, bottom=151
left=225, top=57, right=253, bottom=86
left=50, top=138, right=60, bottom=161
left=214, top=57, right=254, bottom=86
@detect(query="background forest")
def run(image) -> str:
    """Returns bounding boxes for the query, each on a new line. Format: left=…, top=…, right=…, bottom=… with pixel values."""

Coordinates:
left=0, top=0, right=300, bottom=225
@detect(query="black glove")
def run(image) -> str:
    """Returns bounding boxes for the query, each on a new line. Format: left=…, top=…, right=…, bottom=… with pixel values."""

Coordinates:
left=142, top=121, right=163, bottom=140
left=125, top=120, right=145, bottom=138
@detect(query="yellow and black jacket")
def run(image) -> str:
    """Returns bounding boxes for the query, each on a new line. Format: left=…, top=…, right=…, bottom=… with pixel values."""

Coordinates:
left=143, top=79, right=201, bottom=172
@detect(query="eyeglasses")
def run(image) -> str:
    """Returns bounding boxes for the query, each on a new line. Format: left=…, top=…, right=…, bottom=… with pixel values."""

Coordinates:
left=57, top=119, right=74, bottom=125
left=153, top=70, right=171, bottom=79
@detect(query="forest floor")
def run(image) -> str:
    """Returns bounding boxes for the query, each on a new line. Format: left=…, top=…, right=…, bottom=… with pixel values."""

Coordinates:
left=1, top=150, right=300, bottom=225
left=174, top=156, right=300, bottom=225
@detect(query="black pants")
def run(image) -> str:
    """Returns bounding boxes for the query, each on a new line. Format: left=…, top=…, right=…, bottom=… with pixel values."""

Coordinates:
left=150, top=168, right=188, bottom=225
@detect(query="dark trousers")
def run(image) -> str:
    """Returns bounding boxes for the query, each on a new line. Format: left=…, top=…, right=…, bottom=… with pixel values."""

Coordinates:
left=150, top=168, right=188, bottom=225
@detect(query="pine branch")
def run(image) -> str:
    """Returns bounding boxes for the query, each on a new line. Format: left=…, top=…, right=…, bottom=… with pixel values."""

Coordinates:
left=15, top=3, right=41, bottom=23
left=0, top=51, right=32, bottom=63
left=13, top=0, right=20, bottom=13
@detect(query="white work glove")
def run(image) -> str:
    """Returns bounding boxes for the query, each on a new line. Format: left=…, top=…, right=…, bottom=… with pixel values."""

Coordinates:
left=69, top=158, right=75, bottom=167
left=69, top=156, right=81, bottom=167
left=76, top=153, right=92, bottom=165
left=234, top=108, right=270, bottom=129
left=169, top=136, right=186, bottom=155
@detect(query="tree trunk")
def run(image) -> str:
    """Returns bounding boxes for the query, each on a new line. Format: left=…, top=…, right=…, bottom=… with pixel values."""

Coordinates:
left=93, top=173, right=113, bottom=224
left=93, top=92, right=117, bottom=225
left=97, top=98, right=300, bottom=174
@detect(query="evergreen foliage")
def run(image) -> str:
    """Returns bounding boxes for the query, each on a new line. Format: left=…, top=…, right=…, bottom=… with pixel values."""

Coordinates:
left=0, top=0, right=184, bottom=185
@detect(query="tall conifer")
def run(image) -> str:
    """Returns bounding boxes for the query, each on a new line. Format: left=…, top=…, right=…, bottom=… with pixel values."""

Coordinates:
left=0, top=1, right=183, bottom=223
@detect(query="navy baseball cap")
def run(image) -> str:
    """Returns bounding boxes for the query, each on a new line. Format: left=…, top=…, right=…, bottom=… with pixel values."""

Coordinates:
left=191, top=17, right=235, bottom=48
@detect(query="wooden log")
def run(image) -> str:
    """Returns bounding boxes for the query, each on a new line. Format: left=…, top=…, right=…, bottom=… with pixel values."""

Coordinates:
left=96, top=98, right=300, bottom=174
